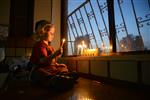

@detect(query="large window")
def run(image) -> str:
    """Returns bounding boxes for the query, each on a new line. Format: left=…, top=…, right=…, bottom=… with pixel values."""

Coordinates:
left=114, top=0, right=150, bottom=52
left=67, top=0, right=150, bottom=56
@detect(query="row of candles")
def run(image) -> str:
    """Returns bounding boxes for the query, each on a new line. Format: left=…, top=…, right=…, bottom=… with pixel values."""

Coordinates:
left=62, top=39, right=113, bottom=56
left=77, top=41, right=99, bottom=56
left=61, top=39, right=98, bottom=56
left=77, top=41, right=113, bottom=56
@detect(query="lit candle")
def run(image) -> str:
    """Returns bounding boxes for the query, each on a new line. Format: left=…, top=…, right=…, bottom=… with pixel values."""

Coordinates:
left=78, top=44, right=82, bottom=55
left=109, top=45, right=112, bottom=53
left=101, top=43, right=105, bottom=53
left=82, top=41, right=87, bottom=49
left=61, top=38, right=66, bottom=47
left=82, top=41, right=87, bottom=56
left=106, top=47, right=108, bottom=54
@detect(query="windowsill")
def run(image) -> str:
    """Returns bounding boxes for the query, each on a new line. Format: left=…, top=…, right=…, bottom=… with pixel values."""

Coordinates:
left=63, top=53, right=150, bottom=61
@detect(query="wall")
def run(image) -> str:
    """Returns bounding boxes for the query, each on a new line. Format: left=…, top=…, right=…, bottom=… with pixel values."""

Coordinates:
left=0, top=0, right=10, bottom=25
left=62, top=54, right=150, bottom=86
left=51, top=0, right=61, bottom=50
left=4, top=0, right=61, bottom=60
left=34, top=0, right=52, bottom=31
left=34, top=0, right=61, bottom=50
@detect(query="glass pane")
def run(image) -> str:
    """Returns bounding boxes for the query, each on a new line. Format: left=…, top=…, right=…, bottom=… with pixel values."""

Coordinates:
left=68, top=0, right=86, bottom=14
left=114, top=0, right=150, bottom=52
left=68, top=0, right=109, bottom=55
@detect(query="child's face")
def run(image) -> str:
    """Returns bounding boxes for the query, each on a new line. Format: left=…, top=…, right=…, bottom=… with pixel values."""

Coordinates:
left=46, top=26, right=55, bottom=42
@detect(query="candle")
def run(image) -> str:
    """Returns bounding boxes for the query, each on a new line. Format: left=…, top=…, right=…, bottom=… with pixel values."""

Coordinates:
left=109, top=45, right=112, bottom=53
left=61, top=38, right=66, bottom=47
left=78, top=44, right=83, bottom=55
left=81, top=41, right=87, bottom=49
left=101, top=43, right=105, bottom=53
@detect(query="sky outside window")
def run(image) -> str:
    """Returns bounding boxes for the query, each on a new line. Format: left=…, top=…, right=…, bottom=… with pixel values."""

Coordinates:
left=67, top=0, right=150, bottom=55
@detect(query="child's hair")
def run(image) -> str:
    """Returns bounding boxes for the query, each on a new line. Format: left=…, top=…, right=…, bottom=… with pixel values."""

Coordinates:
left=33, top=20, right=54, bottom=41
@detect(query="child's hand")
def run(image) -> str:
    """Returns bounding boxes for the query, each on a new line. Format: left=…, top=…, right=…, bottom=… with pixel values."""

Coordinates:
left=54, top=48, right=63, bottom=57
left=60, top=47, right=63, bottom=54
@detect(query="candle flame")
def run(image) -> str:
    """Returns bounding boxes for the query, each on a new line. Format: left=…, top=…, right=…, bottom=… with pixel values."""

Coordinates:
left=62, top=38, right=65, bottom=43
left=61, top=38, right=66, bottom=47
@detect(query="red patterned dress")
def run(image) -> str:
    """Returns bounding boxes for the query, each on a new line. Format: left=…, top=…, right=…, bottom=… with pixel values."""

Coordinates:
left=29, top=41, right=68, bottom=81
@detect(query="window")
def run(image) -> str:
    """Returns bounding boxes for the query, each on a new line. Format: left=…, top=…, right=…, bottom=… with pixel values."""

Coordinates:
left=67, top=0, right=150, bottom=56
left=114, top=0, right=150, bottom=52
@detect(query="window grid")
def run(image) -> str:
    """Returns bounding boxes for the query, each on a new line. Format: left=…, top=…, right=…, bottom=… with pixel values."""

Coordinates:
left=67, top=0, right=150, bottom=55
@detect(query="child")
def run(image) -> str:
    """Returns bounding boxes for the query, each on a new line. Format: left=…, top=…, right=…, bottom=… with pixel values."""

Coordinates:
left=29, top=20, right=69, bottom=83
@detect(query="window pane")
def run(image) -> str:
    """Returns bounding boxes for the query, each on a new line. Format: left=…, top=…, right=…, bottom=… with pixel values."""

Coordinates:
left=114, top=0, right=150, bottom=52
left=68, top=0, right=86, bottom=14
left=68, top=0, right=109, bottom=55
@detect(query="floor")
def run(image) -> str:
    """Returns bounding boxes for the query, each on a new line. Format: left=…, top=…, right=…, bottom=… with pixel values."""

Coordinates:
left=0, top=77, right=150, bottom=100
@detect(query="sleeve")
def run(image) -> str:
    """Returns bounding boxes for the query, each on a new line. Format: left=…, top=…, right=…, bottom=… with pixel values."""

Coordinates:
left=38, top=46, right=51, bottom=65
left=39, top=46, right=57, bottom=65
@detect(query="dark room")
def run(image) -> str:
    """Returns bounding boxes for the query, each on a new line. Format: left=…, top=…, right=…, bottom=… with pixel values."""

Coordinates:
left=0, top=0, right=150, bottom=100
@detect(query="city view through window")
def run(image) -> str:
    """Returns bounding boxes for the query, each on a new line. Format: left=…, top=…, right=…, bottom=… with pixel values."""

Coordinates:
left=67, top=0, right=150, bottom=55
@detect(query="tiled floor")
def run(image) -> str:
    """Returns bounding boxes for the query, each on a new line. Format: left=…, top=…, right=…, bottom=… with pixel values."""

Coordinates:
left=0, top=77, right=150, bottom=100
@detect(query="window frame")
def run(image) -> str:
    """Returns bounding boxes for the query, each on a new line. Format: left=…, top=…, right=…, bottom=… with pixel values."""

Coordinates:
left=61, top=0, right=150, bottom=57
